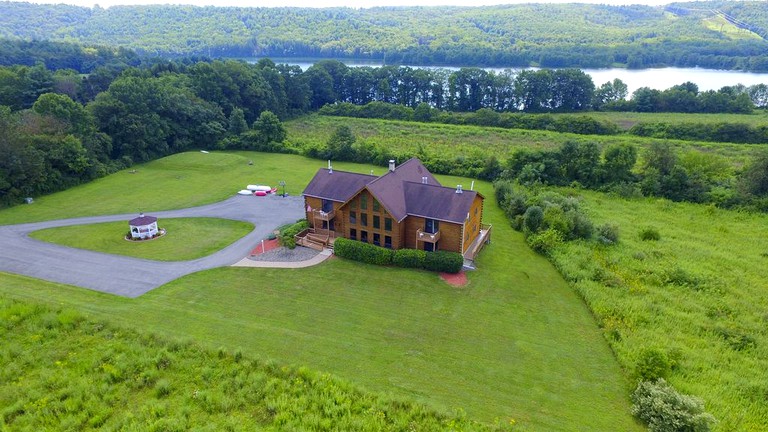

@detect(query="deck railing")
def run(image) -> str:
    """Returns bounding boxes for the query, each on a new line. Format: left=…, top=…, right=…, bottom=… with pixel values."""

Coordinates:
left=416, top=228, right=441, bottom=243
left=312, top=209, right=335, bottom=221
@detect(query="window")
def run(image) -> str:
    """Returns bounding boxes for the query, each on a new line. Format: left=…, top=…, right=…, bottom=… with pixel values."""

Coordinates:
left=360, top=194, right=367, bottom=210
left=385, top=218, right=392, bottom=231
left=384, top=235, right=392, bottom=248
left=361, top=213, right=368, bottom=227
left=321, top=199, right=333, bottom=213
left=350, top=228, right=357, bottom=241
left=351, top=199, right=357, bottom=209
left=349, top=211, right=356, bottom=225
left=373, top=233, right=380, bottom=246
left=373, top=199, right=380, bottom=212
left=360, top=230, right=368, bottom=243
left=373, top=215, right=380, bottom=229
left=425, top=219, right=439, bottom=234
left=474, top=207, right=478, bottom=215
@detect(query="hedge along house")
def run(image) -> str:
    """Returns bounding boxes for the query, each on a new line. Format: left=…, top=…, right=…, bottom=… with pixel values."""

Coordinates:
left=300, top=159, right=491, bottom=262
left=128, top=213, right=158, bottom=239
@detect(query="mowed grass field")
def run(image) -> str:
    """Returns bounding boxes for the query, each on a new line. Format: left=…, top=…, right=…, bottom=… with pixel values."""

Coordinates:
left=29, top=218, right=254, bottom=261
left=547, top=188, right=768, bottom=431
left=0, top=151, right=642, bottom=431
left=285, top=114, right=768, bottom=165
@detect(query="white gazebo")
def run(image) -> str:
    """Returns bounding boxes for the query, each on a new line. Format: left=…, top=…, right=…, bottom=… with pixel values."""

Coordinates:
left=128, top=213, right=159, bottom=239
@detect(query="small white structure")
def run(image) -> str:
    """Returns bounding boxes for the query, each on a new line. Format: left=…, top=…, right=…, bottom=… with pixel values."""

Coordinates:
left=247, top=184, right=272, bottom=192
left=129, top=213, right=159, bottom=239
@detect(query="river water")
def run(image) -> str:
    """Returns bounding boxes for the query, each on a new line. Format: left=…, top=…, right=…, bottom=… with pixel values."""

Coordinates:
left=246, top=57, right=768, bottom=95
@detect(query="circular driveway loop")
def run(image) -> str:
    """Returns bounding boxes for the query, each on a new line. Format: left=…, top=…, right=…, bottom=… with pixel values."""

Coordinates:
left=0, top=195, right=305, bottom=298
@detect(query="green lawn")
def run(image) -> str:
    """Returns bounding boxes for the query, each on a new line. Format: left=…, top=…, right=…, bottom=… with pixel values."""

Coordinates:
left=0, top=152, right=386, bottom=226
left=545, top=187, right=768, bottom=431
left=0, top=151, right=642, bottom=431
left=28, top=218, right=254, bottom=261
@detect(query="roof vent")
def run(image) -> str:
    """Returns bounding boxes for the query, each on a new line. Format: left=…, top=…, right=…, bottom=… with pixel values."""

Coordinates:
left=389, top=159, right=396, bottom=172
left=327, top=159, right=333, bottom=174
left=422, top=176, right=428, bottom=184
left=456, top=185, right=463, bottom=194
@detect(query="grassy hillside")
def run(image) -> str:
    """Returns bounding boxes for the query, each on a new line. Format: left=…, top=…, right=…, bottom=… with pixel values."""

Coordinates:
left=538, top=187, right=768, bottom=431
left=286, top=114, right=768, bottom=166
left=0, top=297, right=509, bottom=431
left=0, top=151, right=642, bottom=431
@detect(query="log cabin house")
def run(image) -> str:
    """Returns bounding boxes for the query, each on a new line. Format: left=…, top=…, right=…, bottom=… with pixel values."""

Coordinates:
left=299, top=159, right=491, bottom=262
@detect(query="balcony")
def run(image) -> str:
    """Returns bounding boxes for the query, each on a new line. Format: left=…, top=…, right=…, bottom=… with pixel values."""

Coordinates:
left=312, top=209, right=335, bottom=221
left=416, top=228, right=441, bottom=243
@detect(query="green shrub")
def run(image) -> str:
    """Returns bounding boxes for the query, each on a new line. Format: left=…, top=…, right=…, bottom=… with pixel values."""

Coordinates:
left=334, top=238, right=393, bottom=266
left=423, top=251, right=464, bottom=274
left=640, top=227, right=661, bottom=241
left=278, top=219, right=308, bottom=249
left=526, top=228, right=564, bottom=255
left=523, top=205, right=544, bottom=232
left=596, top=223, right=620, bottom=245
left=392, top=248, right=427, bottom=268
left=635, top=348, right=671, bottom=382
left=631, top=379, right=716, bottom=432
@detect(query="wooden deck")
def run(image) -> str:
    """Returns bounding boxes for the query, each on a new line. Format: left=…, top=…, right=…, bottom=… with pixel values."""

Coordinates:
left=295, top=228, right=335, bottom=251
left=464, top=224, right=492, bottom=263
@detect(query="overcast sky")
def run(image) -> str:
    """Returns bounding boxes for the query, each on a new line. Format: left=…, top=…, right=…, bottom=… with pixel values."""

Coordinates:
left=11, top=0, right=674, bottom=8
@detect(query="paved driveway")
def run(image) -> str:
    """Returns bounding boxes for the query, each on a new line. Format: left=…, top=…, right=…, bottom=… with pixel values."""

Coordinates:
left=0, top=195, right=305, bottom=298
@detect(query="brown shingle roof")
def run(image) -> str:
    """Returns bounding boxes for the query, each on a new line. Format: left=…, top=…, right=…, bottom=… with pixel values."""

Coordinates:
left=129, top=215, right=157, bottom=226
left=403, top=182, right=477, bottom=224
left=367, top=159, right=441, bottom=222
left=302, top=159, right=482, bottom=224
left=302, top=168, right=376, bottom=202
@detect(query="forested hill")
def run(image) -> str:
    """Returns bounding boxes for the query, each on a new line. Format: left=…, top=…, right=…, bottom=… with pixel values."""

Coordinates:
left=1, top=1, right=768, bottom=71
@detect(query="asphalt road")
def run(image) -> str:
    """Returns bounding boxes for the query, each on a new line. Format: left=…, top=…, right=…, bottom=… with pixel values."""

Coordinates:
left=0, top=195, right=305, bottom=298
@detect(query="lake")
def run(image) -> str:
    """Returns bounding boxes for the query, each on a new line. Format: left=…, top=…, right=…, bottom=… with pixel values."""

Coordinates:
left=245, top=57, right=768, bottom=95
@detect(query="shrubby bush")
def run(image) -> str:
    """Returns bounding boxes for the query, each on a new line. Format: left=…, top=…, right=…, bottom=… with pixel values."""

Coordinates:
left=635, top=348, right=671, bottom=381
left=278, top=219, right=308, bottom=249
left=335, top=239, right=463, bottom=273
left=639, top=227, right=661, bottom=241
left=526, top=228, right=564, bottom=255
left=334, top=238, right=394, bottom=265
left=392, top=248, right=427, bottom=268
left=495, top=181, right=597, bottom=252
left=423, top=251, right=464, bottom=273
left=596, top=223, right=620, bottom=245
left=631, top=379, right=716, bottom=432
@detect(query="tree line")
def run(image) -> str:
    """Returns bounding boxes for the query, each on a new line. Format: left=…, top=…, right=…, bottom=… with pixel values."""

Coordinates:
left=2, top=1, right=768, bottom=71
left=2, top=55, right=767, bottom=210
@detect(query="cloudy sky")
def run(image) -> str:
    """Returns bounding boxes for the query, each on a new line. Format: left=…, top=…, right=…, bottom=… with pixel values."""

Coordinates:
left=10, top=0, right=674, bottom=8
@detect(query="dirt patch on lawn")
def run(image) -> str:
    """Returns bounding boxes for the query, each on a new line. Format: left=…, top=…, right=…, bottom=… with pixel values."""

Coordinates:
left=440, top=271, right=468, bottom=287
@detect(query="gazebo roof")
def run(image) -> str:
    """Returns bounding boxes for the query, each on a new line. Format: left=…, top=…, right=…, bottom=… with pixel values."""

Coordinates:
left=129, top=215, right=157, bottom=226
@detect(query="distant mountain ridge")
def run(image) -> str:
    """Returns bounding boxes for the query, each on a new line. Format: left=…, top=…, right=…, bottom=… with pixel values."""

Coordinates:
left=1, top=1, right=767, bottom=70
